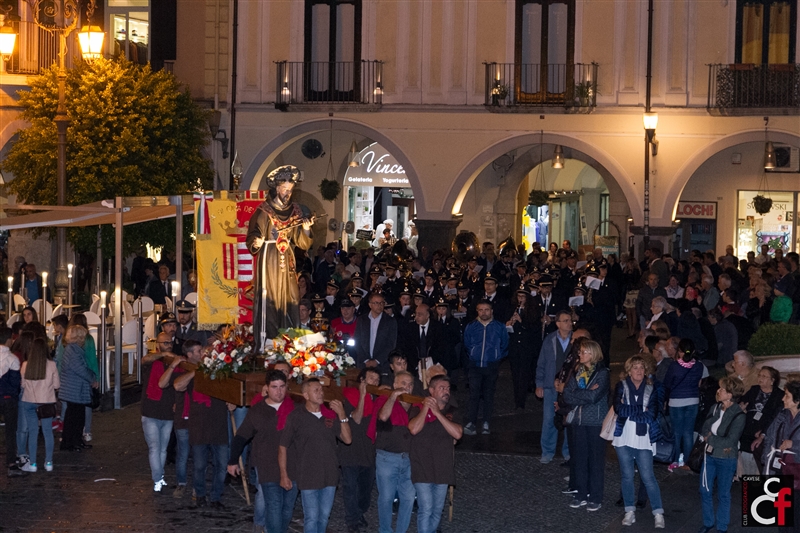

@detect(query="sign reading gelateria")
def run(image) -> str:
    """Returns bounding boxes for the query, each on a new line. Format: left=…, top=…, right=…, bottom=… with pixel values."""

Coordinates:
left=344, top=143, right=410, bottom=186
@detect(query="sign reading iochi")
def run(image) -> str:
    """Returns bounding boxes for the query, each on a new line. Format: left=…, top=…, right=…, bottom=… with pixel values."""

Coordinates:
left=344, top=142, right=410, bottom=186
left=677, top=201, right=717, bottom=220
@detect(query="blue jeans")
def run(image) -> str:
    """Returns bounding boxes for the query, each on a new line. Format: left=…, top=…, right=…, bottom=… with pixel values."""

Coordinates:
left=229, top=406, right=253, bottom=483
left=414, top=483, right=448, bottom=533
left=16, top=394, right=27, bottom=459
left=253, top=470, right=265, bottom=527
left=700, top=456, right=737, bottom=532
left=376, top=449, right=415, bottom=533
left=670, top=404, right=698, bottom=463
left=261, top=480, right=298, bottom=533
left=141, top=416, right=173, bottom=483
left=300, top=486, right=336, bottom=533
left=20, top=401, right=54, bottom=465
left=615, top=445, right=664, bottom=514
left=174, top=428, right=189, bottom=485
left=541, top=388, right=569, bottom=459
left=192, top=444, right=229, bottom=502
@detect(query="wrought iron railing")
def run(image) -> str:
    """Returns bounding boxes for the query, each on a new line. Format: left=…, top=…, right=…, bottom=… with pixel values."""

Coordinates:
left=275, top=60, right=383, bottom=107
left=484, top=62, right=598, bottom=110
left=2, top=20, right=78, bottom=75
left=707, top=63, right=800, bottom=112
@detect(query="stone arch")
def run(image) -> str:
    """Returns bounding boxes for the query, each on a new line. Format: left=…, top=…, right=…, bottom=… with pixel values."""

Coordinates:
left=243, top=117, right=425, bottom=211
left=445, top=133, right=638, bottom=219
left=662, top=128, right=800, bottom=221
left=0, top=119, right=26, bottom=151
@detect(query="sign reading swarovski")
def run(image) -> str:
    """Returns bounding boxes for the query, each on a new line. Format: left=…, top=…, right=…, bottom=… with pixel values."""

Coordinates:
left=344, top=142, right=410, bottom=186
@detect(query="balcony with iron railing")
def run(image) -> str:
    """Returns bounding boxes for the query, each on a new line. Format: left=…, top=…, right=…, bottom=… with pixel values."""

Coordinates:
left=707, top=63, right=800, bottom=115
left=2, top=20, right=78, bottom=76
left=274, top=60, right=383, bottom=110
left=484, top=62, right=598, bottom=112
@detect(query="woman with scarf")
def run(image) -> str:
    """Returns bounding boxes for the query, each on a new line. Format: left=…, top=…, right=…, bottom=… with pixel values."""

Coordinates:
left=663, top=338, right=706, bottom=471
left=612, top=355, right=666, bottom=529
left=58, top=325, right=95, bottom=452
left=561, top=340, right=609, bottom=512
left=697, top=376, right=746, bottom=533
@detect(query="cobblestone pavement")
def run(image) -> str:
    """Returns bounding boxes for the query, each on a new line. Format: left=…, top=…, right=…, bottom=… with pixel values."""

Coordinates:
left=0, top=327, right=784, bottom=532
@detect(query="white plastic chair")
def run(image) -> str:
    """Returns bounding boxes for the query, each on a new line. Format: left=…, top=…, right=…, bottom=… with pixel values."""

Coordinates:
left=91, top=294, right=100, bottom=303
left=6, top=314, right=20, bottom=328
left=184, top=292, right=198, bottom=305
left=133, top=297, right=154, bottom=316
left=106, top=320, right=139, bottom=378
left=52, top=304, right=64, bottom=318
left=31, top=300, right=54, bottom=323
left=83, top=311, right=102, bottom=327
left=164, top=297, right=173, bottom=311
left=89, top=299, right=102, bottom=315
left=143, top=314, right=156, bottom=341
left=13, top=294, right=26, bottom=311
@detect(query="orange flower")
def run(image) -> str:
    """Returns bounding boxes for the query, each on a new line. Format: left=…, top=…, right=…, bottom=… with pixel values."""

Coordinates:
left=309, top=364, right=317, bottom=372
left=317, top=356, right=326, bottom=365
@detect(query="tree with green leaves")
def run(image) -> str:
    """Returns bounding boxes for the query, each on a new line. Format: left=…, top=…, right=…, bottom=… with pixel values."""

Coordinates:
left=1, top=57, right=213, bottom=255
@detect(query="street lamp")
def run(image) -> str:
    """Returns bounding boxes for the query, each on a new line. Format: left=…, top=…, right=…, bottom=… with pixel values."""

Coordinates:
left=0, top=12, right=16, bottom=74
left=231, top=151, right=243, bottom=191
left=31, top=0, right=105, bottom=303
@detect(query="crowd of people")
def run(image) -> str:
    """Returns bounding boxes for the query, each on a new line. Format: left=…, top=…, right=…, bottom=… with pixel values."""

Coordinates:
left=2, top=236, right=800, bottom=533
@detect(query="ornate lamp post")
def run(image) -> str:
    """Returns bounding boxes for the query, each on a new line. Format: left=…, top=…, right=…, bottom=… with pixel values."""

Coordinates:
left=32, top=0, right=104, bottom=302
left=0, top=10, right=17, bottom=74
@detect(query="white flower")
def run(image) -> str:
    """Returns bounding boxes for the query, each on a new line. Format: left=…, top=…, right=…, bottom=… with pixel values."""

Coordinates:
left=231, top=349, right=238, bottom=357
left=203, top=357, right=212, bottom=366
left=217, top=353, right=225, bottom=360
left=326, top=353, right=335, bottom=361
left=327, top=364, right=334, bottom=371
left=302, top=366, right=312, bottom=376
left=345, top=357, right=355, bottom=366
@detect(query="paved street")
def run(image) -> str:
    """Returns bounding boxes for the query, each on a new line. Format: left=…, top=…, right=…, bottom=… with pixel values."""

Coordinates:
left=0, top=329, right=786, bottom=532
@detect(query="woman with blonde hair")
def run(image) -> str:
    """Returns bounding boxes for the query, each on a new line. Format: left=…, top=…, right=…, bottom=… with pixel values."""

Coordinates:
left=59, top=325, right=96, bottom=452
left=562, top=340, right=609, bottom=512
left=613, top=355, right=666, bottom=529
left=18, top=338, right=60, bottom=472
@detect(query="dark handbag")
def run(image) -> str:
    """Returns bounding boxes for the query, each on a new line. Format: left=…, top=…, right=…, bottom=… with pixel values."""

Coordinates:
left=36, top=403, right=58, bottom=420
left=779, top=454, right=800, bottom=490
left=687, top=437, right=707, bottom=473
left=90, top=387, right=101, bottom=410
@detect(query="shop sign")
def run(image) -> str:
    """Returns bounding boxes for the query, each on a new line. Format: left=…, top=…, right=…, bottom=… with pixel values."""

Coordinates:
left=344, top=143, right=410, bottom=186
left=677, top=201, right=717, bottom=220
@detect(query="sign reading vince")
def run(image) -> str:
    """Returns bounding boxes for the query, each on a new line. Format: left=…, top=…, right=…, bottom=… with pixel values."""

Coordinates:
left=344, top=142, right=410, bottom=186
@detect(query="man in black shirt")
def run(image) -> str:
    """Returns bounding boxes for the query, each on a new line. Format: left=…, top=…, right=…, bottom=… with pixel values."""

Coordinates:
left=408, top=375, right=463, bottom=533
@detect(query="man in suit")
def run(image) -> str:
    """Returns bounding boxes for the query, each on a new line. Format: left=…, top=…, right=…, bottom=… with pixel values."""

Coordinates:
left=175, top=300, right=209, bottom=345
left=147, top=264, right=172, bottom=305
left=354, top=292, right=397, bottom=378
left=398, top=303, right=442, bottom=375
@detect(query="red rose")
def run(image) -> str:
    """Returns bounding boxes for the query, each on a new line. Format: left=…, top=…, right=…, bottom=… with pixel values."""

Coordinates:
left=224, top=355, right=232, bottom=363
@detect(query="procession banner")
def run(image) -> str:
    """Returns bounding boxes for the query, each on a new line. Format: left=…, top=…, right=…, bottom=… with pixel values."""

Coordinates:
left=196, top=192, right=239, bottom=328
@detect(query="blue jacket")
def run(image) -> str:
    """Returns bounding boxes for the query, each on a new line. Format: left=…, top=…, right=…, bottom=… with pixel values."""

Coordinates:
left=663, top=359, right=704, bottom=401
left=613, top=378, right=663, bottom=443
left=463, top=319, right=508, bottom=367
left=536, top=331, right=572, bottom=390
left=59, top=343, right=96, bottom=404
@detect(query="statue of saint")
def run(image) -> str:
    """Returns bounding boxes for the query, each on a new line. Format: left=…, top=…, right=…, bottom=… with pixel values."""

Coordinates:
left=246, top=165, right=314, bottom=351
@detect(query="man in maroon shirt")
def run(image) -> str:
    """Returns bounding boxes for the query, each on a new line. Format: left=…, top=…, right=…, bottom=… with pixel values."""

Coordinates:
left=340, top=367, right=381, bottom=532
left=408, top=375, right=462, bottom=533
left=278, top=379, right=351, bottom=533
left=175, top=356, right=230, bottom=509
left=331, top=298, right=358, bottom=343
left=228, top=370, right=298, bottom=533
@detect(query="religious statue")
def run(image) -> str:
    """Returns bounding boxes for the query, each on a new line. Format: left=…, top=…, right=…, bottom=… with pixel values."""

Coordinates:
left=246, top=165, right=314, bottom=351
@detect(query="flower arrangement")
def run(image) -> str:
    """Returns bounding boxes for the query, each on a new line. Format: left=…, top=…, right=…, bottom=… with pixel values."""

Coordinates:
left=199, top=323, right=256, bottom=379
left=265, top=328, right=355, bottom=382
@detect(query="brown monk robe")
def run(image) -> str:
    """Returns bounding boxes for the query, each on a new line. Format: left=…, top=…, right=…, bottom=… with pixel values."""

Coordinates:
left=246, top=165, right=314, bottom=351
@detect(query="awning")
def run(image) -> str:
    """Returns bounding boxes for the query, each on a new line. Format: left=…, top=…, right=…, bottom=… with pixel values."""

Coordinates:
left=0, top=197, right=195, bottom=230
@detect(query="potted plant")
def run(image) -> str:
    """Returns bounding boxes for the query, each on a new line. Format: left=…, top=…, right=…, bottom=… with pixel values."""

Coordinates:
left=319, top=178, right=342, bottom=202
left=528, top=189, right=550, bottom=207
left=491, top=82, right=509, bottom=106
left=752, top=195, right=773, bottom=215
left=574, top=81, right=593, bottom=107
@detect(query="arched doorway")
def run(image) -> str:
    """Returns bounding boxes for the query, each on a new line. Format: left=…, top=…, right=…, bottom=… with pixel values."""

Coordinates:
left=452, top=137, right=631, bottom=259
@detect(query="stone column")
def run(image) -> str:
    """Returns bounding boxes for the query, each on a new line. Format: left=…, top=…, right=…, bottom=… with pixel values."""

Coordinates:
left=414, top=218, right=463, bottom=256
